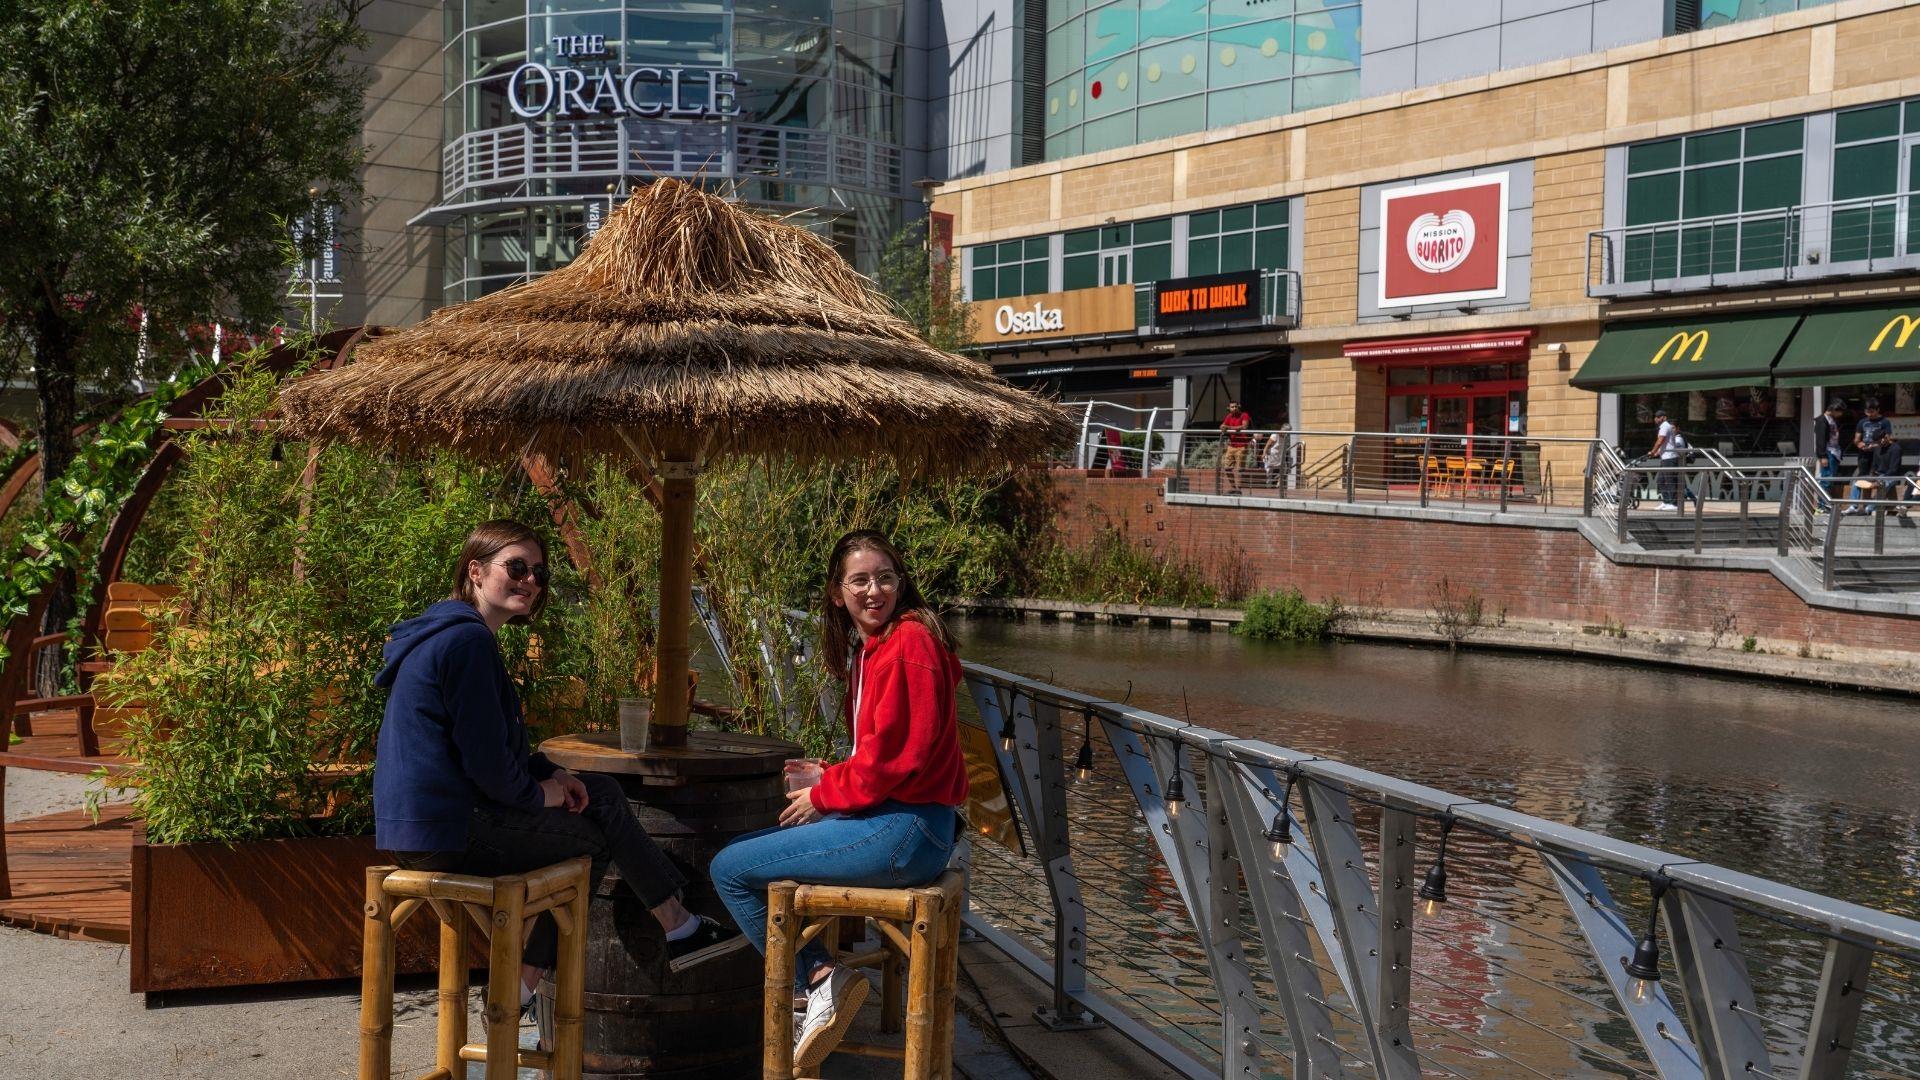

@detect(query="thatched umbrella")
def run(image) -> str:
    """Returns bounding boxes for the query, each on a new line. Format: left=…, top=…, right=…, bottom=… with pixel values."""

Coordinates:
left=279, top=178, right=1072, bottom=749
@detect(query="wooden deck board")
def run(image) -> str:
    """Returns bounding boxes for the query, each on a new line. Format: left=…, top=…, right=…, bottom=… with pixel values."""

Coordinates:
left=0, top=804, right=134, bottom=943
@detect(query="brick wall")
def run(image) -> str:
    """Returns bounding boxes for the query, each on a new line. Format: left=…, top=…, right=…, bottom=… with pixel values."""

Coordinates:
left=1044, top=473, right=1920, bottom=650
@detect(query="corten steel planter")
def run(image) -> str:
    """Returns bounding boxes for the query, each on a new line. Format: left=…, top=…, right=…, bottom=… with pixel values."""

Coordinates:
left=129, top=826, right=456, bottom=994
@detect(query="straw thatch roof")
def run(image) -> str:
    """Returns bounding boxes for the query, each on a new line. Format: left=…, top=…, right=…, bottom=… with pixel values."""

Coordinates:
left=278, top=179, right=1072, bottom=473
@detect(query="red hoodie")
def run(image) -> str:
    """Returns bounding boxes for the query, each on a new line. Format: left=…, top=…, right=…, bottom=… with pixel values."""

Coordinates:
left=811, top=615, right=970, bottom=815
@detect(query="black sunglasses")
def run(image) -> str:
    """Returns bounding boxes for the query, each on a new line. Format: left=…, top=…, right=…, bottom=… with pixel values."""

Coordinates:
left=500, top=557, right=549, bottom=587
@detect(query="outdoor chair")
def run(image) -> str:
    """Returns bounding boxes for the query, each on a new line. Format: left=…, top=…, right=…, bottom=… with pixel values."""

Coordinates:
left=358, top=857, right=592, bottom=1080
left=1441, top=456, right=1469, bottom=496
left=763, top=869, right=966, bottom=1080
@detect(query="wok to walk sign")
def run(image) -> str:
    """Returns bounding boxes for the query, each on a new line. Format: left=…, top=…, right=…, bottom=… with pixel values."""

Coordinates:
left=1379, top=174, right=1508, bottom=309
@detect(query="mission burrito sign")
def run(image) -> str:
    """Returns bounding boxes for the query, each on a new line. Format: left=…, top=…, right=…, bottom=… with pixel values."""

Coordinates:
left=1378, top=174, right=1508, bottom=309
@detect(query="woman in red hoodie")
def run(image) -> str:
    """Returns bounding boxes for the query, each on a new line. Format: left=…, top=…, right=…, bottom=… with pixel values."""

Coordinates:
left=709, top=529, right=968, bottom=1072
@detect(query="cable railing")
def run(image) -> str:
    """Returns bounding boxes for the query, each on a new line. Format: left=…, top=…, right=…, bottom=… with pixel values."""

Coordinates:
left=1608, top=461, right=1828, bottom=553
left=1586, top=193, right=1920, bottom=296
left=957, top=663, right=1920, bottom=1080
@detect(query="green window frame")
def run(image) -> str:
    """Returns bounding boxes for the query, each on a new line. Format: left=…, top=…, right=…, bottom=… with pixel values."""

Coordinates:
left=1829, top=98, right=1920, bottom=264
left=1621, top=119, right=1804, bottom=282
left=1061, top=219, right=1173, bottom=292
left=969, top=237, right=1051, bottom=301
left=1187, top=199, right=1289, bottom=276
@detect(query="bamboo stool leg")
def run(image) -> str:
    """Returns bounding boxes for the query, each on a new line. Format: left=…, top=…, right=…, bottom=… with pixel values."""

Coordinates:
left=902, top=894, right=939, bottom=1080
left=932, top=896, right=962, bottom=1080
left=880, top=930, right=905, bottom=1035
left=436, top=903, right=470, bottom=1076
left=485, top=876, right=528, bottom=1080
left=358, top=867, right=397, bottom=1080
left=765, top=882, right=799, bottom=1080
left=550, top=860, right=591, bottom=1080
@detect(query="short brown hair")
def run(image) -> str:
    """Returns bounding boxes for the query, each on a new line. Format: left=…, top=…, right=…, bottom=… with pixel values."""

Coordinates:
left=449, top=519, right=550, bottom=624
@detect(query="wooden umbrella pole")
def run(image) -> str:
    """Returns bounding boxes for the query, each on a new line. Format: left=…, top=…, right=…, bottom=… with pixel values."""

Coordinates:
left=651, top=456, right=699, bottom=749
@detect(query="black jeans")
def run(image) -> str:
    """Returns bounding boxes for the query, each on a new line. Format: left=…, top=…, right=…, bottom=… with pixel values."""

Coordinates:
left=392, top=772, right=686, bottom=968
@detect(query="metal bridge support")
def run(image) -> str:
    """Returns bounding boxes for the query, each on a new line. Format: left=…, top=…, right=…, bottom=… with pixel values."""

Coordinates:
left=1668, top=892, right=1773, bottom=1080
left=1375, top=806, right=1419, bottom=1069
left=1797, top=938, right=1872, bottom=1080
left=1299, top=779, right=1422, bottom=1080
left=1539, top=854, right=1704, bottom=1079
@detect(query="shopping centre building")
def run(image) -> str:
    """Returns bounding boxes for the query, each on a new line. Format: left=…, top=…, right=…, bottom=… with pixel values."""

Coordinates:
left=935, top=0, right=1920, bottom=483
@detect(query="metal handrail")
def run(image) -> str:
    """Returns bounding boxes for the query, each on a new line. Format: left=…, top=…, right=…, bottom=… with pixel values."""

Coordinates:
left=1820, top=486, right=1920, bottom=588
left=1586, top=192, right=1920, bottom=295
left=959, top=662, right=1920, bottom=1080
left=1613, top=461, right=1828, bottom=552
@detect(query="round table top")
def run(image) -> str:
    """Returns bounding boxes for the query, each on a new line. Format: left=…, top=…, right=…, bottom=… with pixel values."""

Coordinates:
left=538, top=728, right=800, bottom=779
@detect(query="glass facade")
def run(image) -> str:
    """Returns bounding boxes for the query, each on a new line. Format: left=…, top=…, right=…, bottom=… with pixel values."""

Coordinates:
left=1829, top=99, right=1920, bottom=263
left=1044, top=0, right=1360, bottom=159
left=1692, top=0, right=1838, bottom=31
left=439, top=0, right=914, bottom=300
left=1621, top=119, right=1804, bottom=281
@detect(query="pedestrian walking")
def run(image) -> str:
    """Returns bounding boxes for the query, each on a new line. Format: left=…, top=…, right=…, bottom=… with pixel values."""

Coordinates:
left=1219, top=400, right=1253, bottom=494
left=1814, top=399, right=1848, bottom=505
left=1648, top=408, right=1698, bottom=511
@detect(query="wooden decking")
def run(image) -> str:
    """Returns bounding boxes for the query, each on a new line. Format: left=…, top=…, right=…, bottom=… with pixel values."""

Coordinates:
left=0, top=803, right=134, bottom=943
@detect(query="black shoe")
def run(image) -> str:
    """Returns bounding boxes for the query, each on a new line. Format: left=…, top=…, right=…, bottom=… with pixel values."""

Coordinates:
left=667, top=915, right=749, bottom=972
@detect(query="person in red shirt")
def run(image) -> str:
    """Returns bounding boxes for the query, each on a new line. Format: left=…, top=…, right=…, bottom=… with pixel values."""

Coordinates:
left=709, top=529, right=968, bottom=1073
left=1219, top=400, right=1253, bottom=493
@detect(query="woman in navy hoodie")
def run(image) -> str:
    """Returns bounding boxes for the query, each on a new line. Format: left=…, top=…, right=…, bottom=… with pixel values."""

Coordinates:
left=709, top=530, right=967, bottom=1072
left=375, top=520, right=744, bottom=1009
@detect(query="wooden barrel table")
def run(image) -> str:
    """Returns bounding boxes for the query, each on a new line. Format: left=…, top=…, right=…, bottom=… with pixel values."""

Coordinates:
left=535, top=729, right=799, bottom=1080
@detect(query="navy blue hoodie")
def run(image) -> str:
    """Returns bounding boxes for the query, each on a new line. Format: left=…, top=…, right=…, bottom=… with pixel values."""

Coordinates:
left=372, top=600, right=556, bottom=852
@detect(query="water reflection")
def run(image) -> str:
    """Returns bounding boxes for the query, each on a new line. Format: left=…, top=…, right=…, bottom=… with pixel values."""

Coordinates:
left=956, top=618, right=1920, bottom=1076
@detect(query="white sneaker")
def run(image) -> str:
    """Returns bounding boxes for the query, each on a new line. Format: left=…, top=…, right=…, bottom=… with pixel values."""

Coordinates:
left=794, top=966, right=870, bottom=1072
left=1656, top=502, right=1679, bottom=511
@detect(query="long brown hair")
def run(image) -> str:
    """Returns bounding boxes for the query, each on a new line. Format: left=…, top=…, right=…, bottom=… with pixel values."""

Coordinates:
left=449, top=519, right=550, bottom=625
left=819, top=529, right=955, bottom=681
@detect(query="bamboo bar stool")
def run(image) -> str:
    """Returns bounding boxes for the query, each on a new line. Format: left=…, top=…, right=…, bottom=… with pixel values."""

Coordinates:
left=763, top=869, right=966, bottom=1080
left=358, top=856, right=592, bottom=1080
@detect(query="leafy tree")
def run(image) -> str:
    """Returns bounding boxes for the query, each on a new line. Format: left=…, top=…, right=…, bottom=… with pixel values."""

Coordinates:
left=0, top=0, right=369, bottom=637
left=875, top=220, right=975, bottom=353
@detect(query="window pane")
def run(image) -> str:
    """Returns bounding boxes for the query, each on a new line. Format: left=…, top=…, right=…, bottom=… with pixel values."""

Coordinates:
left=997, top=240, right=1024, bottom=262
left=1254, top=228, right=1287, bottom=269
left=1136, top=36, right=1208, bottom=104
left=1744, top=119, right=1803, bottom=156
left=1101, top=223, right=1131, bottom=246
left=1256, top=199, right=1288, bottom=227
left=1626, top=172, right=1680, bottom=226
left=1137, top=95, right=1206, bottom=141
left=1628, top=139, right=1682, bottom=174
left=1135, top=217, right=1172, bottom=243
left=1140, top=0, right=1205, bottom=44
left=1189, top=210, right=1220, bottom=236
left=1085, top=0, right=1139, bottom=63
left=999, top=265, right=1026, bottom=297
left=1026, top=261, right=1051, bottom=294
left=1907, top=100, right=1920, bottom=134
left=1063, top=253, right=1098, bottom=290
left=1207, top=18, right=1291, bottom=88
left=1025, top=237, right=1050, bottom=259
left=1048, top=12, right=1085, bottom=75
left=1188, top=236, right=1219, bottom=275
left=1741, top=155, right=1801, bottom=211
left=1084, top=53, right=1138, bottom=118
left=1834, top=142, right=1899, bottom=200
left=1291, top=69, right=1355, bottom=110
left=1292, top=8, right=1360, bottom=76
left=1065, top=229, right=1100, bottom=254
left=1682, top=163, right=1739, bottom=219
left=1219, top=232, right=1253, bottom=272
left=1685, top=130, right=1741, bottom=165
left=1134, top=242, right=1171, bottom=283
left=1837, top=103, right=1900, bottom=144
left=972, top=267, right=995, bottom=300
left=1222, top=205, right=1255, bottom=232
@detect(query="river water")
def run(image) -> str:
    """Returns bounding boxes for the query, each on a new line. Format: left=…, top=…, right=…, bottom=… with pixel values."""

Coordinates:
left=950, top=617, right=1920, bottom=1077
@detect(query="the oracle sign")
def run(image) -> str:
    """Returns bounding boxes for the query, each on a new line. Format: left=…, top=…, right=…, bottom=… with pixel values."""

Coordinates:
left=1379, top=173, right=1507, bottom=308
left=507, top=62, right=742, bottom=120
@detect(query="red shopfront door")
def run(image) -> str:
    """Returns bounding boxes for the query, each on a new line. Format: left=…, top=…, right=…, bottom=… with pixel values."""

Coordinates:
left=1425, top=392, right=1516, bottom=437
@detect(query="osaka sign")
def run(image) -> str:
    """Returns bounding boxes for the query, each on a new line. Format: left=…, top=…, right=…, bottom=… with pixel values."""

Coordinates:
left=1378, top=173, right=1508, bottom=309
left=1153, top=271, right=1263, bottom=329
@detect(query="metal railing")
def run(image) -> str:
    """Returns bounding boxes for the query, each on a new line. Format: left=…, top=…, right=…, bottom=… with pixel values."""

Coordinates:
left=1610, top=462, right=1826, bottom=553
left=1158, top=429, right=1608, bottom=514
left=441, top=120, right=905, bottom=202
left=1130, top=268, right=1303, bottom=330
left=959, top=663, right=1920, bottom=1080
left=1587, top=193, right=1920, bottom=296
left=1820, top=485, right=1920, bottom=590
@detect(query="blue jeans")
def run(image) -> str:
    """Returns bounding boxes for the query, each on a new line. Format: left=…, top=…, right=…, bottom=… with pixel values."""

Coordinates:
left=710, top=801, right=957, bottom=985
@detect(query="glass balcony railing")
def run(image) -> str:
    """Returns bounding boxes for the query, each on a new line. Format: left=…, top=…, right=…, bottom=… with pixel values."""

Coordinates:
left=1587, top=194, right=1920, bottom=296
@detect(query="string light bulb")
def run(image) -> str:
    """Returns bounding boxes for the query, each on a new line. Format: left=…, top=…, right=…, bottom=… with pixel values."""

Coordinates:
left=1073, top=739, right=1094, bottom=783
left=1163, top=741, right=1188, bottom=818
left=998, top=716, right=1016, bottom=752
left=1265, top=769, right=1297, bottom=859
left=1417, top=814, right=1454, bottom=917
left=1625, top=875, right=1669, bottom=1003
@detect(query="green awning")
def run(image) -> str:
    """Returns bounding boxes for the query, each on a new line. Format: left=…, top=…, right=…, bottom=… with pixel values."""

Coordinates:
left=1571, top=312, right=1803, bottom=395
left=1774, top=303, right=1920, bottom=387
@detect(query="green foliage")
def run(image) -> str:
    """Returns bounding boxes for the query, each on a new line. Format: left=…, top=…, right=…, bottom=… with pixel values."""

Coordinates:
left=1742, top=634, right=1759, bottom=653
left=1235, top=589, right=1339, bottom=642
left=0, top=368, right=207, bottom=665
left=1021, top=523, right=1222, bottom=608
left=876, top=222, right=975, bottom=353
left=105, top=357, right=562, bottom=844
